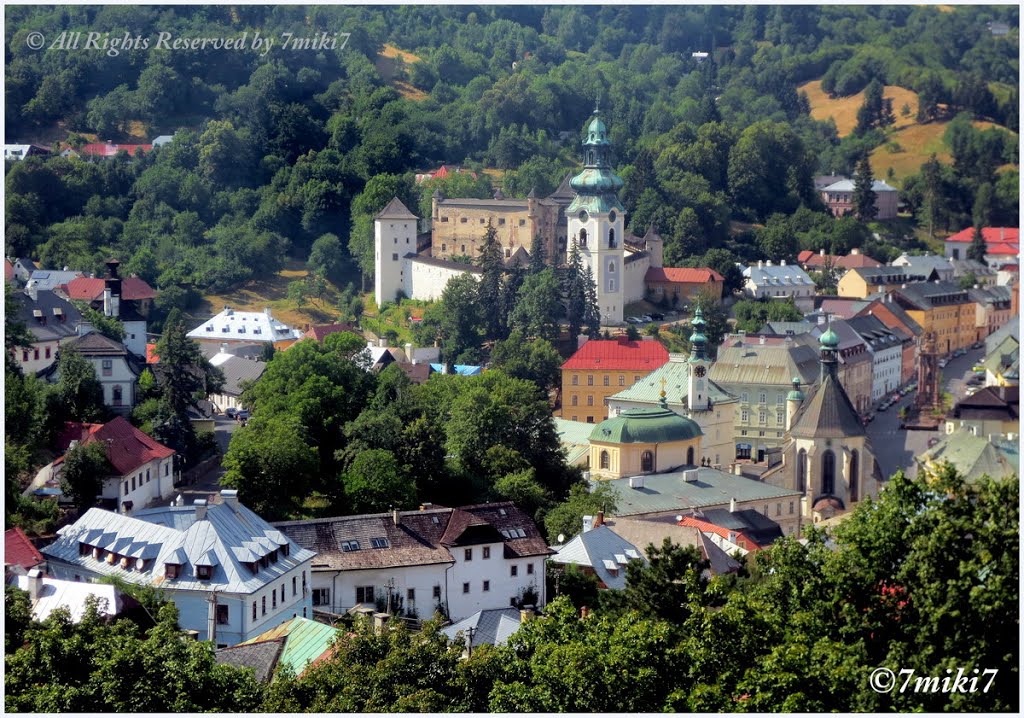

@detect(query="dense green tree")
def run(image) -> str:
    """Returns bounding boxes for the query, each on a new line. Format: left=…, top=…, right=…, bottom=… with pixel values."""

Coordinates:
left=543, top=482, right=619, bottom=544
left=307, top=232, right=345, bottom=281
left=854, top=78, right=887, bottom=134
left=50, top=348, right=106, bottom=423
left=490, top=332, right=563, bottom=393
left=852, top=154, right=878, bottom=222
left=510, top=268, right=563, bottom=342
left=435, top=273, right=483, bottom=363
left=477, top=220, right=508, bottom=341
left=756, top=214, right=800, bottom=260
left=59, top=440, right=112, bottom=513
left=967, top=224, right=987, bottom=263
left=342, top=448, right=417, bottom=514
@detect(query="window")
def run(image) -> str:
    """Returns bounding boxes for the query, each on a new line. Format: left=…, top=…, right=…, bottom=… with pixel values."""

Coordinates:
left=618, top=375, right=625, bottom=386
left=262, top=596, right=266, bottom=615
left=599, top=450, right=610, bottom=470
left=822, top=450, right=836, bottom=495
left=687, top=446, right=695, bottom=465
left=165, top=563, right=180, bottom=579
left=776, top=393, right=784, bottom=405
left=571, top=395, right=578, bottom=406
left=511, top=565, right=518, bottom=577
left=356, top=586, right=375, bottom=604
left=527, top=563, right=534, bottom=575
left=341, top=540, right=360, bottom=552
left=45, top=346, right=51, bottom=359
left=433, top=585, right=441, bottom=600
left=293, top=576, right=297, bottom=596
left=252, top=602, right=257, bottom=621
left=603, top=375, right=609, bottom=386
left=776, top=503, right=782, bottom=516
left=797, top=449, right=807, bottom=492
left=480, top=218, right=485, bottom=224
left=759, top=393, right=767, bottom=404
left=217, top=605, right=229, bottom=625
left=641, top=450, right=654, bottom=472
left=406, top=588, right=415, bottom=602
left=165, top=463, right=169, bottom=476
left=850, top=449, right=859, bottom=502
left=572, top=375, right=579, bottom=386
left=441, top=216, right=449, bottom=223
left=146, top=469, right=150, bottom=483
left=777, top=411, right=785, bottom=425
left=312, top=588, right=330, bottom=606
left=579, top=228, right=588, bottom=247
left=741, top=410, right=749, bottom=422
left=587, top=375, right=594, bottom=386
left=608, top=228, right=616, bottom=248
left=131, top=476, right=136, bottom=491
left=272, top=589, right=277, bottom=609
left=741, top=392, right=749, bottom=403
left=464, top=548, right=473, bottom=561
left=789, top=501, right=795, bottom=515
left=461, top=244, right=466, bottom=253
left=587, top=395, right=594, bottom=406
left=197, top=564, right=212, bottom=580
left=33, top=348, right=39, bottom=361
left=371, top=537, right=389, bottom=549
left=759, top=411, right=767, bottom=424
left=462, top=582, right=470, bottom=594
left=608, top=261, right=615, bottom=273
left=608, top=279, right=616, bottom=292
left=123, top=481, right=129, bottom=496
left=483, top=580, right=490, bottom=592
left=483, top=546, right=490, bottom=559
left=460, top=217, right=468, bottom=224
left=519, top=219, right=526, bottom=226
left=391, top=253, right=399, bottom=261
left=102, top=359, right=113, bottom=376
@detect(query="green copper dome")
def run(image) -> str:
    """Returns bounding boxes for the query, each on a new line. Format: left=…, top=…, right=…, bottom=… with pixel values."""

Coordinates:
left=568, top=109, right=625, bottom=209
left=820, top=327, right=840, bottom=349
left=585, top=116, right=610, bottom=145
left=590, top=407, right=702, bottom=444
left=787, top=376, right=804, bottom=401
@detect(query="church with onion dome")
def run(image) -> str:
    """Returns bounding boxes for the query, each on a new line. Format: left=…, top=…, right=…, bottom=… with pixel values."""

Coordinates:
left=762, top=326, right=884, bottom=523
left=373, top=107, right=695, bottom=323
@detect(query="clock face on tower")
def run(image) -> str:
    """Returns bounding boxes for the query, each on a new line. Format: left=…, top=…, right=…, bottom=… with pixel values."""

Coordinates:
left=578, top=210, right=589, bottom=223
left=694, top=366, right=707, bottom=378
left=608, top=209, right=617, bottom=223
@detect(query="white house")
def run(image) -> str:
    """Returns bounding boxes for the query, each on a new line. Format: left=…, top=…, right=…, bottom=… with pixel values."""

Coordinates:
left=43, top=332, right=143, bottom=414
left=187, top=306, right=303, bottom=346
left=274, top=502, right=552, bottom=622
left=51, top=416, right=176, bottom=515
left=742, top=260, right=816, bottom=312
left=10, top=568, right=125, bottom=623
left=41, top=489, right=316, bottom=647
left=845, top=315, right=903, bottom=402
left=207, top=348, right=267, bottom=413
left=890, top=253, right=954, bottom=282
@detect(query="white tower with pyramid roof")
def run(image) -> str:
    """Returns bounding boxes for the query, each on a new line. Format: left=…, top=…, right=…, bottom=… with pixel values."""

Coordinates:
left=374, top=197, right=419, bottom=308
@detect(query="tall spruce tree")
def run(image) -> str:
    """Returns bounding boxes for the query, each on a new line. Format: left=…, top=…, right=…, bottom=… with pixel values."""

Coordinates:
left=581, top=264, right=601, bottom=336
left=528, top=233, right=547, bottom=275
left=564, top=240, right=587, bottom=339
left=920, top=153, right=943, bottom=238
left=477, top=220, right=507, bottom=341
left=853, top=154, right=878, bottom=222
left=967, top=225, right=988, bottom=262
left=855, top=79, right=885, bottom=134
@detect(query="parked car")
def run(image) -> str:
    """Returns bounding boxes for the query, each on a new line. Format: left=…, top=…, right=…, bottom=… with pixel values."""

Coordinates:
left=236, top=409, right=251, bottom=421
left=626, top=316, right=643, bottom=324
left=224, top=407, right=238, bottom=418
left=878, top=402, right=889, bottom=412
left=938, top=359, right=948, bottom=368
left=971, top=341, right=983, bottom=350
left=953, top=348, right=966, bottom=358
left=649, top=312, right=665, bottom=321
left=640, top=314, right=654, bottom=323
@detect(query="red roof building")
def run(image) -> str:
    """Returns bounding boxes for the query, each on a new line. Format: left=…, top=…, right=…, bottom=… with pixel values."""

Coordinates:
left=5, top=259, right=15, bottom=283
left=562, top=336, right=669, bottom=372
left=300, top=323, right=358, bottom=343
left=644, top=267, right=725, bottom=304
left=55, top=416, right=174, bottom=477
left=146, top=343, right=160, bottom=364
left=61, top=276, right=157, bottom=302
left=560, top=337, right=670, bottom=423
left=4, top=527, right=45, bottom=572
left=797, top=248, right=882, bottom=270
left=79, top=143, right=153, bottom=158
left=677, top=516, right=766, bottom=552
left=944, top=227, right=1019, bottom=266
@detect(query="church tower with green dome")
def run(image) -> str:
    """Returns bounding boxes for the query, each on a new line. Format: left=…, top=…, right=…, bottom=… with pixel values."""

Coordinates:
left=687, top=307, right=711, bottom=412
left=567, top=105, right=627, bottom=326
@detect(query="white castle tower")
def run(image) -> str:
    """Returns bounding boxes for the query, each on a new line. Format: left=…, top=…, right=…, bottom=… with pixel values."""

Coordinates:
left=373, top=197, right=419, bottom=308
left=566, top=107, right=627, bottom=325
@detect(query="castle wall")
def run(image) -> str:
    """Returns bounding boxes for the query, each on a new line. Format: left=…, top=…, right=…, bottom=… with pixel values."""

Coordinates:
left=623, top=253, right=651, bottom=305
left=430, top=200, right=563, bottom=262
left=405, top=258, right=480, bottom=303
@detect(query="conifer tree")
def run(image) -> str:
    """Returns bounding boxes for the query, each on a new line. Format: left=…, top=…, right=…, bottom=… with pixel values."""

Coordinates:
left=477, top=220, right=507, bottom=341
left=564, top=241, right=587, bottom=339
left=853, top=154, right=878, bottom=222
left=527, top=233, right=547, bottom=275
left=581, top=264, right=601, bottom=336
left=967, top=225, right=987, bottom=263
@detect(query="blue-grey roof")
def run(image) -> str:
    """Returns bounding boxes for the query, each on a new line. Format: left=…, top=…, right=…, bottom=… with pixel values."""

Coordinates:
left=742, top=263, right=814, bottom=286
left=442, top=608, right=523, bottom=647
left=26, top=269, right=83, bottom=291
left=605, top=468, right=801, bottom=518
left=549, top=525, right=644, bottom=590
left=215, top=639, right=284, bottom=683
left=763, top=320, right=814, bottom=336
left=43, top=498, right=315, bottom=594
left=822, top=179, right=897, bottom=193
left=892, top=253, right=953, bottom=277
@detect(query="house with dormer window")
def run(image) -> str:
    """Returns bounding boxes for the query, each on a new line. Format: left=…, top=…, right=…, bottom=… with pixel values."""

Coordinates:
left=41, top=489, right=315, bottom=647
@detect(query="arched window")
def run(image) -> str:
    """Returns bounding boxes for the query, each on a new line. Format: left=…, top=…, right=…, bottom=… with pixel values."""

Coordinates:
left=579, top=228, right=588, bottom=247
left=686, top=446, right=695, bottom=465
left=641, top=451, right=654, bottom=473
left=850, top=449, right=859, bottom=503
left=797, top=449, right=807, bottom=493
left=821, top=450, right=836, bottom=496
left=608, top=261, right=615, bottom=273
left=112, top=385, right=123, bottom=406
left=599, top=450, right=610, bottom=470
left=609, top=228, right=616, bottom=248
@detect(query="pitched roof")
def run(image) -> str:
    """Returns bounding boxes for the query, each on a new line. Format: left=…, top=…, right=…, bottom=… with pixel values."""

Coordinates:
left=945, top=227, right=1019, bottom=245
left=274, top=502, right=550, bottom=573
left=607, top=359, right=737, bottom=407
left=374, top=197, right=418, bottom=221
left=56, top=416, right=174, bottom=476
left=845, top=315, right=903, bottom=352
left=549, top=525, right=644, bottom=590
left=797, top=250, right=882, bottom=269
left=12, top=289, right=84, bottom=343
left=554, top=418, right=596, bottom=465
left=710, top=342, right=820, bottom=387
left=601, top=517, right=741, bottom=575
left=891, top=253, right=953, bottom=277
left=644, top=267, right=724, bottom=284
left=11, top=573, right=123, bottom=622
left=442, top=608, right=523, bottom=647
left=63, top=331, right=130, bottom=356
left=187, top=308, right=303, bottom=343
left=822, top=179, right=898, bottom=193
left=892, top=281, right=973, bottom=311
left=686, top=507, right=784, bottom=549
left=789, top=373, right=865, bottom=439
left=239, top=617, right=341, bottom=678
left=917, top=429, right=1019, bottom=482
left=80, top=142, right=152, bottom=157
left=301, top=323, right=357, bottom=342
left=210, top=355, right=266, bottom=397
left=394, top=361, right=433, bottom=384
left=5, top=527, right=45, bottom=570
left=856, top=299, right=923, bottom=337
left=5, top=259, right=14, bottom=282
left=61, top=276, right=157, bottom=301
left=561, top=337, right=669, bottom=372
left=42, top=497, right=316, bottom=595
left=742, top=263, right=814, bottom=286
left=215, top=639, right=285, bottom=683
left=952, top=385, right=1018, bottom=422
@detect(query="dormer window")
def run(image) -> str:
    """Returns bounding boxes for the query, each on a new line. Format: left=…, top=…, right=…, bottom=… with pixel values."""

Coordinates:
left=341, top=540, right=360, bottom=552
left=165, top=563, right=181, bottom=579
left=196, top=564, right=212, bottom=580
left=280, top=544, right=290, bottom=557
left=79, top=542, right=91, bottom=556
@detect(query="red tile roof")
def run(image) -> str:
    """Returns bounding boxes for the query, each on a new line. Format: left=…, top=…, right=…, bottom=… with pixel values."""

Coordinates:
left=301, top=323, right=357, bottom=342
left=79, top=143, right=152, bottom=157
left=796, top=250, right=882, bottom=269
left=55, top=417, right=174, bottom=476
left=985, top=242, right=1019, bottom=256
left=61, top=276, right=157, bottom=301
left=4, top=527, right=45, bottom=570
left=146, top=344, right=160, bottom=364
left=645, top=267, right=724, bottom=284
left=945, top=227, right=1019, bottom=245
left=5, top=259, right=14, bottom=282
left=677, top=516, right=764, bottom=551
left=561, top=337, right=670, bottom=371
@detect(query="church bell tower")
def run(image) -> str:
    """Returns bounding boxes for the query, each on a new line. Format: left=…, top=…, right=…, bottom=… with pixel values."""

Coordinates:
left=687, top=307, right=710, bottom=411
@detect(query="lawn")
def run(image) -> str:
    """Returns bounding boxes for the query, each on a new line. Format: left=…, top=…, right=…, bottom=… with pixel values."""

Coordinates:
left=375, top=43, right=429, bottom=102
left=799, top=80, right=919, bottom=138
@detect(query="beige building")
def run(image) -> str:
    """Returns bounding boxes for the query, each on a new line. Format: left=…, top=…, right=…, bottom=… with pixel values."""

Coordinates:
left=589, top=404, right=704, bottom=479
left=561, top=337, right=669, bottom=423
left=837, top=266, right=928, bottom=299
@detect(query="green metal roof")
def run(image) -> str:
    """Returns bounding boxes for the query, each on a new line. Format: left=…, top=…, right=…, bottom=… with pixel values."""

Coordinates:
left=607, top=359, right=737, bottom=406
left=554, top=418, right=597, bottom=465
left=819, top=327, right=840, bottom=348
left=918, top=429, right=1019, bottom=482
left=590, top=406, right=702, bottom=444
left=241, top=616, right=341, bottom=677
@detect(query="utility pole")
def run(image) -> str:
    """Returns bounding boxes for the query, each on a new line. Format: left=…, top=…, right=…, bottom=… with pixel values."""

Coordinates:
left=466, top=625, right=476, bottom=659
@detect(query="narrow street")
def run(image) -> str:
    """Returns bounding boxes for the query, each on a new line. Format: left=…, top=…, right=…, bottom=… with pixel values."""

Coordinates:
left=867, top=344, right=986, bottom=480
left=175, top=413, right=239, bottom=505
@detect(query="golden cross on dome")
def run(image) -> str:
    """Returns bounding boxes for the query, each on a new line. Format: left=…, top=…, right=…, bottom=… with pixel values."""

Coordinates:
left=659, top=376, right=667, bottom=398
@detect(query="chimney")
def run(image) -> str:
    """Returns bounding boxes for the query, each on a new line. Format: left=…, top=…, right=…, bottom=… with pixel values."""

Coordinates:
left=520, top=608, right=535, bottom=622
left=729, top=497, right=737, bottom=513
left=582, top=515, right=594, bottom=533
left=759, top=335, right=766, bottom=345
left=405, top=343, right=413, bottom=363
left=221, top=489, right=239, bottom=511
left=372, top=612, right=389, bottom=634
left=207, top=593, right=218, bottom=645
left=27, top=568, right=44, bottom=602
left=781, top=259, right=787, bottom=266
left=594, top=510, right=604, bottom=528
left=628, top=475, right=644, bottom=489
left=727, top=531, right=738, bottom=544
left=392, top=508, right=400, bottom=526
left=851, top=248, right=860, bottom=255
left=758, top=260, right=764, bottom=268
left=174, top=494, right=184, bottom=507
left=819, top=248, right=825, bottom=256
left=418, top=502, right=433, bottom=511
left=734, top=464, right=743, bottom=476
left=194, top=499, right=207, bottom=521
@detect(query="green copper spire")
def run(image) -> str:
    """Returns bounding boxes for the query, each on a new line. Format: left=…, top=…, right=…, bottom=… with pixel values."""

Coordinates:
left=819, top=323, right=840, bottom=381
left=568, top=106, right=624, bottom=214
left=689, top=307, right=708, bottom=362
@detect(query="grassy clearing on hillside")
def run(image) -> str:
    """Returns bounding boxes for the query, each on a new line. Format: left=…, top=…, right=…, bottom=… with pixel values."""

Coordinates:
left=197, top=261, right=347, bottom=329
left=800, top=80, right=919, bottom=137
left=375, top=43, right=428, bottom=101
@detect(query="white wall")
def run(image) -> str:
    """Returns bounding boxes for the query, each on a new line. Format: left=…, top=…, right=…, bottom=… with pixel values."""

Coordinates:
left=869, top=344, right=903, bottom=401
left=15, top=339, right=59, bottom=374
left=406, top=260, right=479, bottom=303
left=623, top=254, right=650, bottom=305
left=310, top=562, right=447, bottom=620
left=375, top=218, right=417, bottom=307
left=103, top=455, right=174, bottom=514
left=122, top=320, right=147, bottom=357
left=82, top=355, right=137, bottom=412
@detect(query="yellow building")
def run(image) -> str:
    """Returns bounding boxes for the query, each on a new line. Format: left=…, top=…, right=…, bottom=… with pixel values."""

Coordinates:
left=891, top=281, right=976, bottom=355
left=589, top=404, right=704, bottom=479
left=837, top=266, right=929, bottom=299
left=560, top=337, right=669, bottom=423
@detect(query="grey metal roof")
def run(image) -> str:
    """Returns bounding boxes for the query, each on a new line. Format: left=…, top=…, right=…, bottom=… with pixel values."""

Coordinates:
left=892, top=253, right=953, bottom=277
left=12, top=289, right=84, bottom=343
left=845, top=315, right=902, bottom=351
left=968, top=285, right=1013, bottom=307
left=822, top=179, right=897, bottom=193
left=699, top=508, right=784, bottom=547
left=215, top=639, right=284, bottom=682
left=42, top=499, right=315, bottom=594
left=892, top=280, right=971, bottom=310
left=26, top=269, right=83, bottom=291
left=950, top=258, right=996, bottom=277
left=212, top=355, right=267, bottom=397
left=709, top=342, right=820, bottom=388
left=549, top=525, right=644, bottom=590
left=607, top=359, right=737, bottom=407
left=742, top=263, right=814, bottom=286
left=601, top=517, right=740, bottom=575
left=374, top=197, right=418, bottom=220
left=789, top=373, right=865, bottom=439
left=763, top=320, right=813, bottom=336
left=604, top=468, right=801, bottom=518
left=442, top=608, right=523, bottom=647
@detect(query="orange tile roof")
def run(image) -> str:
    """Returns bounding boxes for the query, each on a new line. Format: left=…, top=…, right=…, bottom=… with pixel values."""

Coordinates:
left=55, top=417, right=173, bottom=476
left=80, top=143, right=152, bottom=157
left=797, top=250, right=882, bottom=269
left=301, top=323, right=357, bottom=342
left=4, top=527, right=45, bottom=570
left=146, top=344, right=159, bottom=364
left=561, top=337, right=669, bottom=371
left=678, top=516, right=763, bottom=551
left=62, top=276, right=157, bottom=301
left=945, top=227, right=1019, bottom=245
left=645, top=267, right=724, bottom=284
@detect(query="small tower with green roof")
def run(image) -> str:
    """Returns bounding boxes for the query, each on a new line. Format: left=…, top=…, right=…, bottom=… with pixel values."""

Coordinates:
left=785, top=376, right=804, bottom=431
left=687, top=307, right=711, bottom=412
left=567, top=102, right=627, bottom=327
